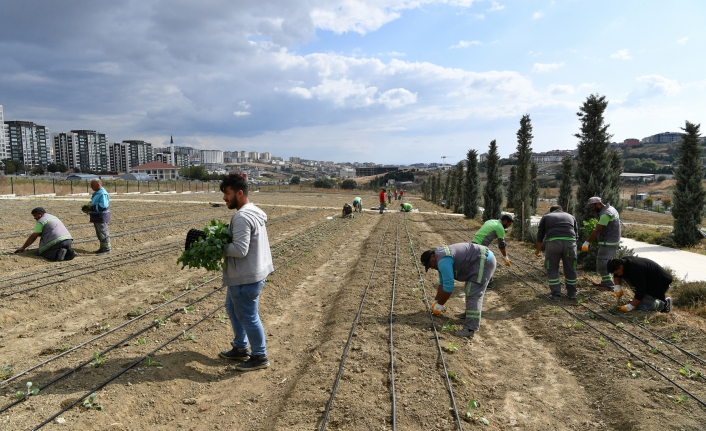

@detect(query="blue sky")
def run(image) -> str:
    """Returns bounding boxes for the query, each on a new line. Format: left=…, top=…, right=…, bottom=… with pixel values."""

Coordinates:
left=1, top=0, right=704, bottom=165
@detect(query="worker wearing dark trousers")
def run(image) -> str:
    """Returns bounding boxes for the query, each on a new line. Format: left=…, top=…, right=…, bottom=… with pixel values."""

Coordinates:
left=535, top=205, right=579, bottom=300
left=89, top=179, right=111, bottom=254
left=606, top=257, right=672, bottom=313
left=582, top=196, right=620, bottom=288
left=379, top=188, right=386, bottom=214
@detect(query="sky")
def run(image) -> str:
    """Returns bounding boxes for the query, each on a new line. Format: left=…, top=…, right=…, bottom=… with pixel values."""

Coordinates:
left=1, top=0, right=705, bottom=165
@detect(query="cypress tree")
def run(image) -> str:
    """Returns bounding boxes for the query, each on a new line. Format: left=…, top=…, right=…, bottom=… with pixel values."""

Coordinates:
left=507, top=165, right=516, bottom=208
left=454, top=161, right=464, bottom=213
left=530, top=161, right=539, bottom=214
left=435, top=171, right=443, bottom=205
left=606, top=149, right=624, bottom=212
left=557, top=156, right=574, bottom=213
left=464, top=149, right=481, bottom=218
left=673, top=121, right=706, bottom=246
left=512, top=114, right=534, bottom=240
left=574, top=94, right=614, bottom=224
left=430, top=175, right=437, bottom=204
left=483, top=139, right=504, bottom=221
left=443, top=170, right=452, bottom=208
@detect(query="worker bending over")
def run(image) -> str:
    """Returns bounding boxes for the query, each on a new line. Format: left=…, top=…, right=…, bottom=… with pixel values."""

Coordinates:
left=606, top=257, right=672, bottom=313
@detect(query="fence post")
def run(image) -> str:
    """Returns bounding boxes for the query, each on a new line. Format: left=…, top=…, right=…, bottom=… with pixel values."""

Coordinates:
left=70, top=180, right=73, bottom=194
left=157, top=179, right=160, bottom=192
left=52, top=178, right=55, bottom=194
left=126, top=181, right=129, bottom=193
left=138, top=181, right=140, bottom=193
left=33, top=178, right=36, bottom=195
left=85, top=180, right=89, bottom=193
left=10, top=177, right=13, bottom=194
left=114, top=180, right=117, bottom=193
left=148, top=181, right=150, bottom=192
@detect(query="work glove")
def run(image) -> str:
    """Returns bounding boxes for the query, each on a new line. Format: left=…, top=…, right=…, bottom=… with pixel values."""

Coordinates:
left=431, top=301, right=444, bottom=316
left=619, top=303, right=634, bottom=313
left=581, top=241, right=590, bottom=253
left=614, top=285, right=623, bottom=297
left=504, top=257, right=511, bottom=267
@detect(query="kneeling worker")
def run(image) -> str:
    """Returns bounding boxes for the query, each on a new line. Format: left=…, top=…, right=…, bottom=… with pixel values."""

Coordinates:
left=606, top=257, right=672, bottom=313
left=342, top=202, right=353, bottom=218
left=15, top=207, right=76, bottom=261
left=400, top=202, right=413, bottom=212
left=420, top=242, right=497, bottom=338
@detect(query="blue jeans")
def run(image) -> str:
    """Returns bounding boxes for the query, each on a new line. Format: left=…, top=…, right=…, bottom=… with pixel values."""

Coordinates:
left=225, top=280, right=267, bottom=356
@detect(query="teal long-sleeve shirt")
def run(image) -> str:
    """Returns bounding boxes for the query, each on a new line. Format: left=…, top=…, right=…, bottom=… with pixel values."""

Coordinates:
left=437, top=249, right=494, bottom=292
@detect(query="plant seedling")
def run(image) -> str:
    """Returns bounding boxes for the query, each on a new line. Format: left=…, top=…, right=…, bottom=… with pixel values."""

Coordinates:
left=83, top=393, right=103, bottom=410
left=666, top=394, right=689, bottom=404
left=182, top=331, right=195, bottom=341
left=650, top=342, right=663, bottom=354
left=96, top=322, right=110, bottom=333
left=54, top=344, right=72, bottom=352
left=615, top=322, right=624, bottom=328
left=136, top=338, right=146, bottom=345
left=215, top=314, right=226, bottom=324
left=182, top=306, right=195, bottom=313
left=161, top=293, right=171, bottom=302
left=465, top=399, right=489, bottom=425
left=90, top=352, right=106, bottom=367
left=598, top=336, right=607, bottom=349
left=153, top=316, right=167, bottom=327
left=679, top=365, right=702, bottom=379
left=446, top=342, right=459, bottom=353
left=184, top=281, right=192, bottom=291
left=627, top=362, right=641, bottom=378
left=441, top=321, right=455, bottom=332
left=672, top=334, right=681, bottom=342
left=448, top=371, right=466, bottom=384
left=584, top=311, right=595, bottom=319
left=127, top=307, right=142, bottom=318
left=549, top=306, right=559, bottom=314
left=144, top=356, right=163, bottom=369
left=15, top=382, right=39, bottom=400
left=1, top=365, right=13, bottom=380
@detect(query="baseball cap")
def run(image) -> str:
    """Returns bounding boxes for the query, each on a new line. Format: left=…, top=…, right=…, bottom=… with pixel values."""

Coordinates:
left=585, top=197, right=602, bottom=209
left=420, top=249, right=434, bottom=272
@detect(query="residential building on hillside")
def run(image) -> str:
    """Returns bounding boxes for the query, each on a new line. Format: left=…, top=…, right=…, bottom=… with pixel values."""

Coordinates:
left=71, top=130, right=109, bottom=172
left=248, top=151, right=259, bottom=160
left=623, top=138, right=640, bottom=147
left=339, top=167, right=355, bottom=178
left=259, top=152, right=271, bottom=161
left=5, top=121, right=50, bottom=168
left=53, top=132, right=80, bottom=170
left=130, top=161, right=180, bottom=180
left=110, top=140, right=153, bottom=173
left=200, top=149, right=223, bottom=164
left=289, top=156, right=301, bottom=164
left=0, top=105, right=8, bottom=161
left=642, top=132, right=681, bottom=144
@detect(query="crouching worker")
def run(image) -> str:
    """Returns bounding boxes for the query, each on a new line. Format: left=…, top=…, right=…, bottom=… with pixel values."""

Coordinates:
left=342, top=202, right=354, bottom=218
left=420, top=243, right=497, bottom=338
left=15, top=208, right=76, bottom=261
left=400, top=202, right=413, bottom=212
left=353, top=197, right=362, bottom=213
left=605, top=257, right=672, bottom=313
left=219, top=173, right=274, bottom=371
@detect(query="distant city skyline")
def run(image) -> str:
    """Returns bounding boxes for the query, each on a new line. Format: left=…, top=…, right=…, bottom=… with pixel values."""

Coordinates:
left=1, top=1, right=705, bottom=165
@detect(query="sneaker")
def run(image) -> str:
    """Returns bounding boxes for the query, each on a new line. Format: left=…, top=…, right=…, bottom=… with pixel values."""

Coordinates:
left=55, top=248, right=67, bottom=262
left=661, top=297, right=672, bottom=314
left=65, top=248, right=77, bottom=261
left=550, top=294, right=562, bottom=302
left=236, top=354, right=269, bottom=371
left=219, top=347, right=250, bottom=361
left=455, top=312, right=466, bottom=320
left=454, top=329, right=475, bottom=338
left=94, top=248, right=111, bottom=254
left=566, top=293, right=577, bottom=300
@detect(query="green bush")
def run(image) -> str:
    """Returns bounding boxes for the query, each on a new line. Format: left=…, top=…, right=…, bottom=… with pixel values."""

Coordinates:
left=340, top=179, right=357, bottom=189
left=671, top=281, right=706, bottom=316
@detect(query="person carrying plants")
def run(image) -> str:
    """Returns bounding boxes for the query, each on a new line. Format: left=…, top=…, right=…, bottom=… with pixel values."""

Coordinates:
left=605, top=256, right=672, bottom=313
left=88, top=179, right=111, bottom=254
left=472, top=214, right=513, bottom=288
left=352, top=196, right=362, bottom=213
left=379, top=188, right=386, bottom=214
left=420, top=242, right=497, bottom=338
left=400, top=202, right=413, bottom=212
left=218, top=173, right=274, bottom=371
left=582, top=197, right=621, bottom=289
left=15, top=207, right=76, bottom=261
left=534, top=205, right=579, bottom=301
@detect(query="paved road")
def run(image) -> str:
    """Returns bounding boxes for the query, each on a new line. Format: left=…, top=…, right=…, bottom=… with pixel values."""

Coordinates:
left=620, top=238, right=706, bottom=282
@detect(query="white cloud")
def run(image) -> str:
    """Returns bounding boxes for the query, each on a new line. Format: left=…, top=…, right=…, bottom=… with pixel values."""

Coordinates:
left=449, top=40, right=482, bottom=49
left=238, top=100, right=251, bottom=109
left=382, top=51, right=406, bottom=57
left=611, top=49, right=632, bottom=60
left=532, top=62, right=565, bottom=73
left=533, top=11, right=544, bottom=19
left=677, top=37, right=688, bottom=45
left=379, top=88, right=418, bottom=109
left=548, top=84, right=574, bottom=96
left=488, top=1, right=504, bottom=11
left=471, top=13, right=485, bottom=19
left=233, top=111, right=251, bottom=116
left=636, top=75, right=681, bottom=96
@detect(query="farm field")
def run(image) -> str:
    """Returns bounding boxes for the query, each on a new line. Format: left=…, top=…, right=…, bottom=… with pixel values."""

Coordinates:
left=1, top=192, right=706, bottom=431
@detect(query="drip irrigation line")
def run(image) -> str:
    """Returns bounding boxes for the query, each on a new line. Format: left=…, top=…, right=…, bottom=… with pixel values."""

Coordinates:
left=319, top=216, right=392, bottom=431
left=404, top=214, right=463, bottom=430
left=273, top=217, right=354, bottom=273
left=1, top=247, right=178, bottom=298
left=1, top=283, right=226, bottom=416
left=432, top=215, right=706, bottom=409
left=31, top=305, right=224, bottom=430
left=272, top=218, right=338, bottom=257
left=389, top=214, right=399, bottom=431
left=0, top=275, right=222, bottom=388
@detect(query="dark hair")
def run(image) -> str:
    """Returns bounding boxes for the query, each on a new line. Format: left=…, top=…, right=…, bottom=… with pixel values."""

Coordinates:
left=31, top=207, right=46, bottom=215
left=549, top=205, right=562, bottom=212
left=220, top=173, right=248, bottom=195
left=606, top=258, right=623, bottom=273
left=501, top=214, right=513, bottom=223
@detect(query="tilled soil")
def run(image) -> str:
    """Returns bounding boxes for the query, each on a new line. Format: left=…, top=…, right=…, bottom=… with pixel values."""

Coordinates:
left=1, top=193, right=705, bottom=431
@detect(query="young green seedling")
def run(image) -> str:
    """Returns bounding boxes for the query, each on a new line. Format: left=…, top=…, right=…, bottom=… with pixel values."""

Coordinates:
left=650, top=342, right=663, bottom=354
left=182, top=331, right=195, bottom=341
left=182, top=306, right=195, bottom=313
left=615, top=322, right=624, bottom=328
left=627, top=362, right=641, bottom=378
left=83, top=393, right=103, bottom=410
left=90, top=352, right=106, bottom=367
left=666, top=394, right=689, bottom=404
left=1, top=365, right=14, bottom=380
left=584, top=311, right=595, bottom=319
left=446, top=342, right=459, bottom=353
left=144, top=356, right=163, bottom=369
left=679, top=364, right=702, bottom=379
left=598, top=336, right=607, bottom=349
left=128, top=307, right=142, bottom=317
left=465, top=399, right=489, bottom=425
left=153, top=316, right=167, bottom=327
left=215, top=314, right=226, bottom=324
left=15, top=382, right=39, bottom=400
left=96, top=322, right=110, bottom=333
left=54, top=344, right=72, bottom=352
left=136, top=338, right=146, bottom=345
left=184, top=281, right=192, bottom=291
left=441, top=321, right=455, bottom=332
left=549, top=306, right=559, bottom=314
left=161, top=293, right=171, bottom=302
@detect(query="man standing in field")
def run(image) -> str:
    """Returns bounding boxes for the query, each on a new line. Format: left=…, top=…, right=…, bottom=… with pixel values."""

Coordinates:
left=353, top=196, right=362, bottom=213
left=582, top=197, right=621, bottom=289
left=606, top=257, right=672, bottom=313
left=393, top=189, right=398, bottom=201
left=387, top=189, right=392, bottom=205
left=379, top=188, right=386, bottom=214
left=420, top=242, right=497, bottom=338
left=534, top=205, right=579, bottom=300
left=89, top=179, right=111, bottom=254
left=219, top=173, right=274, bottom=371
left=15, top=207, right=76, bottom=261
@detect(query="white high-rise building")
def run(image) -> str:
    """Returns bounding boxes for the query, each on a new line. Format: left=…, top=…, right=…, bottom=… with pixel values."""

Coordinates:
left=53, top=132, right=80, bottom=170
left=0, top=105, right=7, bottom=160
left=200, top=149, right=223, bottom=164
left=248, top=151, right=259, bottom=160
left=259, top=152, right=271, bottom=161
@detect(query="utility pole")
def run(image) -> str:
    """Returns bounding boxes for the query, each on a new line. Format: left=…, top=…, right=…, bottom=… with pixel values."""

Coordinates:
left=441, top=156, right=446, bottom=168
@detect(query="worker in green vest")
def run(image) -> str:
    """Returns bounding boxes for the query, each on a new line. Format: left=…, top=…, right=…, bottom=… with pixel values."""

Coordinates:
left=400, top=202, right=413, bottom=212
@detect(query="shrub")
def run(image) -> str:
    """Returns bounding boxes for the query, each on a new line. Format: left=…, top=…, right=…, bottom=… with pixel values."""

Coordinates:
left=657, top=175, right=667, bottom=182
left=313, top=178, right=335, bottom=189
left=340, top=179, right=357, bottom=190
left=671, top=281, right=706, bottom=317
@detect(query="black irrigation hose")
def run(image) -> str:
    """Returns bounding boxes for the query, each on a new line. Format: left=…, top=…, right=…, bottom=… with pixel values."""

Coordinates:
left=272, top=218, right=338, bottom=257
left=319, top=216, right=392, bottom=431
left=389, top=214, right=399, bottom=431
left=273, top=217, right=355, bottom=273
left=404, top=214, right=463, bottom=431
left=433, top=215, right=706, bottom=410
left=31, top=306, right=224, bottom=430
left=0, top=275, right=222, bottom=388
left=1, top=282, right=226, bottom=415
left=1, top=247, right=177, bottom=298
